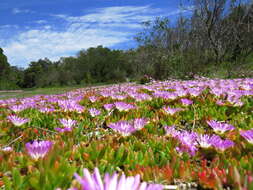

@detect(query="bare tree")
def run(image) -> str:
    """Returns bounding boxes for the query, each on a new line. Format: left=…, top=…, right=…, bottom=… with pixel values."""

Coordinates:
left=191, top=0, right=253, bottom=64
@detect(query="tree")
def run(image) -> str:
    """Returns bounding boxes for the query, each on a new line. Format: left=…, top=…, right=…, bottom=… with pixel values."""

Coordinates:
left=190, top=0, right=253, bottom=64
left=134, top=0, right=253, bottom=79
left=0, top=48, right=10, bottom=79
left=23, top=58, right=53, bottom=88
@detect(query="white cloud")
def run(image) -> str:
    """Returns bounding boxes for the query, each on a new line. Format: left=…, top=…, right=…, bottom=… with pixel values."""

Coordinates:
left=52, top=6, right=160, bottom=28
left=4, top=28, right=129, bottom=65
left=0, top=24, right=19, bottom=29
left=168, top=5, right=195, bottom=16
left=2, top=5, right=162, bottom=67
left=12, top=8, right=34, bottom=14
left=34, top=20, right=47, bottom=24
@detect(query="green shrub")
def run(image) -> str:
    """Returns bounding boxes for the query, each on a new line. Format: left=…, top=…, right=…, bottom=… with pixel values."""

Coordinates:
left=0, top=79, right=20, bottom=90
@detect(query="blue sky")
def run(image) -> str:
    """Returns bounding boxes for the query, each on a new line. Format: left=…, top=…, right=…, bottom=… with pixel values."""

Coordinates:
left=0, top=0, right=193, bottom=68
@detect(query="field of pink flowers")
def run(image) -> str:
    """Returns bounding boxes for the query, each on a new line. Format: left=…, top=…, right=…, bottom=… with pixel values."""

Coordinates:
left=0, top=78, right=253, bottom=190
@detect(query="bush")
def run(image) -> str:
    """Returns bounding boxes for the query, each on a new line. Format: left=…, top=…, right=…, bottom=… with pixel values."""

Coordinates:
left=138, top=75, right=152, bottom=84
left=0, top=79, right=20, bottom=90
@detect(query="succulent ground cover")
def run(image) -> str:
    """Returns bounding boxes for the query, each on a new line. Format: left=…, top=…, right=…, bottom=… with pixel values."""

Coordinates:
left=0, top=78, right=253, bottom=190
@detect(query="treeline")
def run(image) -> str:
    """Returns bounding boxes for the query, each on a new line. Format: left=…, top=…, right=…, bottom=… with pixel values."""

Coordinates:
left=134, top=0, right=253, bottom=79
left=0, top=46, right=136, bottom=89
left=0, top=0, right=253, bottom=90
left=21, top=47, right=134, bottom=88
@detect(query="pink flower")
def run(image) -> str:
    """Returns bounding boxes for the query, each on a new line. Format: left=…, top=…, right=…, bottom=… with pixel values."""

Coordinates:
left=227, top=95, right=244, bottom=106
left=153, top=91, right=178, bottom=100
left=164, top=125, right=180, bottom=138
left=131, top=93, right=152, bottom=101
left=163, top=106, right=183, bottom=115
left=74, top=167, right=163, bottom=190
left=114, top=102, right=136, bottom=112
left=59, top=118, right=77, bottom=128
left=207, top=120, right=235, bottom=134
left=108, top=121, right=137, bottom=136
left=58, top=100, right=85, bottom=113
left=39, top=107, right=55, bottom=113
left=89, top=96, right=98, bottom=103
left=240, top=129, right=253, bottom=144
left=111, top=94, right=127, bottom=100
left=9, top=104, right=27, bottom=112
left=212, top=139, right=235, bottom=152
left=180, top=98, right=193, bottom=106
left=89, top=108, right=101, bottom=117
left=188, top=88, right=203, bottom=97
left=55, top=127, right=73, bottom=133
left=210, top=88, right=224, bottom=97
left=25, top=140, right=53, bottom=160
left=1, top=146, right=13, bottom=152
left=196, top=134, right=221, bottom=148
left=7, top=115, right=29, bottom=126
left=216, top=100, right=226, bottom=106
left=103, top=103, right=115, bottom=111
left=133, top=118, right=148, bottom=130
left=176, top=131, right=198, bottom=156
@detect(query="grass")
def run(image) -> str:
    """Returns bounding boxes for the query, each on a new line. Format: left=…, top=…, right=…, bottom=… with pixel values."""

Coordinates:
left=0, top=86, right=81, bottom=100
left=0, top=82, right=119, bottom=100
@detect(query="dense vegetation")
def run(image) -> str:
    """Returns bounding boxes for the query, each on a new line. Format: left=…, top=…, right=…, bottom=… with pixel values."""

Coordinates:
left=0, top=0, right=253, bottom=90
left=0, top=78, right=253, bottom=189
